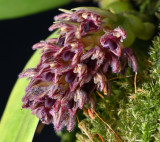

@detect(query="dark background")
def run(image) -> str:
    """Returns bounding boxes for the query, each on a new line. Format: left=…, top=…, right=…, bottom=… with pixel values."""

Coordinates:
left=0, top=1, right=97, bottom=142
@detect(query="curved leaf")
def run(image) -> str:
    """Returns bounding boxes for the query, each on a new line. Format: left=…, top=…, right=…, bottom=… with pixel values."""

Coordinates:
left=0, top=0, right=71, bottom=20
left=0, top=31, right=59, bottom=142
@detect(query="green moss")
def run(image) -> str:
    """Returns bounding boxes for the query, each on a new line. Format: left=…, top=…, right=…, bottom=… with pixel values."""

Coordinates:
left=75, top=35, right=160, bottom=142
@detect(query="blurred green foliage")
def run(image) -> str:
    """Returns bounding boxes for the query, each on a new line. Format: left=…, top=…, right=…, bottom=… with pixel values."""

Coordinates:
left=0, top=0, right=71, bottom=20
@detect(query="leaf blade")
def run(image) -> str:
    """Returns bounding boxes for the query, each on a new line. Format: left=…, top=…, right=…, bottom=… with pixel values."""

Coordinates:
left=0, top=32, right=58, bottom=142
left=0, top=0, right=71, bottom=20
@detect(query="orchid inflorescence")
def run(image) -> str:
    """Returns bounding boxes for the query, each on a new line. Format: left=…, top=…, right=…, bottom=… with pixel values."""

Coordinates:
left=19, top=7, right=137, bottom=132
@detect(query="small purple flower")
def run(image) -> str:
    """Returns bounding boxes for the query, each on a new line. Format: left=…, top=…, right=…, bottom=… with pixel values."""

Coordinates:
left=120, top=47, right=138, bottom=75
left=100, top=27, right=126, bottom=57
left=19, top=7, right=137, bottom=132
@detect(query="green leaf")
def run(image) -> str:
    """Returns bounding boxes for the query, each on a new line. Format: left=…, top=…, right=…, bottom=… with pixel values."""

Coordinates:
left=124, top=14, right=144, bottom=37
left=104, top=1, right=134, bottom=13
left=0, top=0, right=71, bottom=20
left=0, top=31, right=59, bottom=142
left=136, top=22, right=155, bottom=40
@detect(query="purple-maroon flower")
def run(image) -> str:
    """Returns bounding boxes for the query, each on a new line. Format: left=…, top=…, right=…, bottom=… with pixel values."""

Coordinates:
left=19, top=7, right=138, bottom=132
left=100, top=27, right=126, bottom=57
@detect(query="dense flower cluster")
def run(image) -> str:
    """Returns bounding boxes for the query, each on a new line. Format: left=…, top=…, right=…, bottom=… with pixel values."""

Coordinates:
left=19, top=7, right=137, bottom=132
